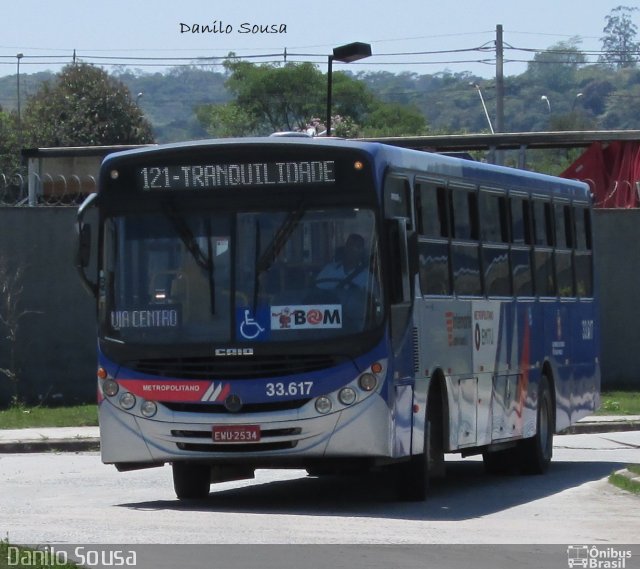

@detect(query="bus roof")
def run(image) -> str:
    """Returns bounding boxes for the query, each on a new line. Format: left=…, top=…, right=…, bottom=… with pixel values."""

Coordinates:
left=101, top=137, right=591, bottom=202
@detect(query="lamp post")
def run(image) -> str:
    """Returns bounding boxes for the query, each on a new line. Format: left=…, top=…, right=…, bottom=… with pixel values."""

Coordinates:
left=326, top=42, right=371, bottom=136
left=470, top=83, right=494, bottom=134
left=541, top=95, right=551, bottom=113
left=16, top=53, right=23, bottom=147
left=572, top=92, right=583, bottom=111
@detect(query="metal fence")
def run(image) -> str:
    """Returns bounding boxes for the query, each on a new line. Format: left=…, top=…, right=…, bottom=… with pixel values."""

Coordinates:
left=0, top=171, right=96, bottom=206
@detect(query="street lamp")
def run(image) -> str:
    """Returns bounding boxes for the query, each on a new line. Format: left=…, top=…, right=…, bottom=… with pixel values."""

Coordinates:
left=541, top=95, right=551, bottom=113
left=470, top=82, right=494, bottom=134
left=572, top=92, right=584, bottom=111
left=16, top=53, right=23, bottom=147
left=326, top=42, right=372, bottom=136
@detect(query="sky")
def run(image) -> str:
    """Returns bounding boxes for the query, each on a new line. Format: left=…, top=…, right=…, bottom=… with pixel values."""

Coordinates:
left=0, top=0, right=633, bottom=80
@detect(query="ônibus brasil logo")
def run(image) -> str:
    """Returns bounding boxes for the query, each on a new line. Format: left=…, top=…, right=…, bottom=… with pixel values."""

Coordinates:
left=567, top=546, right=632, bottom=569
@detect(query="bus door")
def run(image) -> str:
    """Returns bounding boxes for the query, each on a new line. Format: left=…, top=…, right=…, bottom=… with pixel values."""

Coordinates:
left=384, top=175, right=417, bottom=457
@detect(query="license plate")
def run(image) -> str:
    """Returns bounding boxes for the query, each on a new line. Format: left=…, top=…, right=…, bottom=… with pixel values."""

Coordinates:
left=212, top=425, right=261, bottom=443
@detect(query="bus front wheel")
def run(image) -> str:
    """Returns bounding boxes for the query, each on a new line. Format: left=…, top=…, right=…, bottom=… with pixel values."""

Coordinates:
left=395, top=419, right=437, bottom=502
left=172, top=462, right=211, bottom=500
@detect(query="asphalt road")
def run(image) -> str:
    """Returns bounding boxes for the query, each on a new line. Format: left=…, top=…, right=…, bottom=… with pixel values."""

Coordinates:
left=1, top=431, right=638, bottom=568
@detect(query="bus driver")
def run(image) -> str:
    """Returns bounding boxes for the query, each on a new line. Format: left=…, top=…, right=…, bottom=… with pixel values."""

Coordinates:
left=315, top=233, right=369, bottom=290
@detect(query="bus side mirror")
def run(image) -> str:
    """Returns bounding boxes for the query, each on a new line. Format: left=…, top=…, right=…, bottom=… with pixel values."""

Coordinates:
left=76, top=192, right=99, bottom=297
left=77, top=225, right=91, bottom=269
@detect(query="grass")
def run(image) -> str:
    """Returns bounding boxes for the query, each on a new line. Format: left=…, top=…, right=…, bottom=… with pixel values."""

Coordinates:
left=0, top=404, right=97, bottom=430
left=597, top=391, right=640, bottom=416
left=609, top=464, right=640, bottom=496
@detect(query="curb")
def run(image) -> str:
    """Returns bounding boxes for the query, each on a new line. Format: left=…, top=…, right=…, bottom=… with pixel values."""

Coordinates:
left=0, top=438, right=100, bottom=454
left=560, top=421, right=640, bottom=435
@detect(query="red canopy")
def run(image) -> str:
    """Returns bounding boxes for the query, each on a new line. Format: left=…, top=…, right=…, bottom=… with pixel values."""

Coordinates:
left=560, top=140, right=640, bottom=208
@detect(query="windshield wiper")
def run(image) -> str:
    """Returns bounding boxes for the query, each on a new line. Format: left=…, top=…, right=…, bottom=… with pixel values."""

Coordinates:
left=162, top=202, right=216, bottom=315
left=252, top=202, right=305, bottom=312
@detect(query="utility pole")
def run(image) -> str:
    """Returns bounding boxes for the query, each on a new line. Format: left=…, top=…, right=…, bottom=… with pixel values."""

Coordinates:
left=495, top=24, right=504, bottom=133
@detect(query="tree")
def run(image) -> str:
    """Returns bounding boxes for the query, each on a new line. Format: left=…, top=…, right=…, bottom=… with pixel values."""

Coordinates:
left=525, top=38, right=587, bottom=91
left=600, top=5, right=640, bottom=69
left=362, top=102, right=427, bottom=137
left=197, top=58, right=429, bottom=138
left=198, top=59, right=325, bottom=136
left=0, top=107, right=20, bottom=172
left=22, top=63, right=154, bottom=147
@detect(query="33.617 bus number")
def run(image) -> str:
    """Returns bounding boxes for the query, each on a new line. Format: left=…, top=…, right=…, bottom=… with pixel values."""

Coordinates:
left=266, top=381, right=313, bottom=397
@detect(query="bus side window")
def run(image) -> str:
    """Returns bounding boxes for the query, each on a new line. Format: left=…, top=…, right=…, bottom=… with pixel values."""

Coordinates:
left=384, top=176, right=413, bottom=229
left=481, top=192, right=511, bottom=297
left=574, top=206, right=593, bottom=297
left=416, top=183, right=448, bottom=238
left=451, top=187, right=479, bottom=240
left=532, top=199, right=556, bottom=296
left=451, top=187, right=482, bottom=296
left=510, top=196, right=533, bottom=296
left=416, top=182, right=451, bottom=295
left=555, top=202, right=575, bottom=297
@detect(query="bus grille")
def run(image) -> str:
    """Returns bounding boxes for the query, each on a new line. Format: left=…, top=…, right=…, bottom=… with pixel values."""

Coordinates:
left=162, top=399, right=310, bottom=414
left=124, top=354, right=348, bottom=380
left=176, top=441, right=298, bottom=452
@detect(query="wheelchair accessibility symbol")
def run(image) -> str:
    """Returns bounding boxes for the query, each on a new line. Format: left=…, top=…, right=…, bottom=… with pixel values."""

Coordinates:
left=239, top=309, right=266, bottom=340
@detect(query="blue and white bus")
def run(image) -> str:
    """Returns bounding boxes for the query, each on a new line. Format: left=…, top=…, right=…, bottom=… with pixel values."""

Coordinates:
left=76, top=137, right=600, bottom=500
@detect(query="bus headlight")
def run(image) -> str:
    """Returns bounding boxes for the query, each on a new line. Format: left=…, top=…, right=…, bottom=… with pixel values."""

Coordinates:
left=140, top=400, right=158, bottom=418
left=338, top=387, right=357, bottom=406
left=358, top=373, right=377, bottom=392
left=119, top=392, right=136, bottom=410
left=315, top=396, right=332, bottom=414
left=102, top=379, right=119, bottom=397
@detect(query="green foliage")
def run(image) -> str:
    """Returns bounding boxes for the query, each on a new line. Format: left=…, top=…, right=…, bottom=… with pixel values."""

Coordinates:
left=217, top=59, right=325, bottom=134
left=362, top=102, right=427, bottom=137
left=197, top=58, right=429, bottom=138
left=0, top=109, right=19, bottom=171
left=609, top=470, right=640, bottom=495
left=600, top=5, right=640, bottom=69
left=22, top=63, right=154, bottom=147
left=526, top=38, right=587, bottom=92
left=598, top=391, right=640, bottom=415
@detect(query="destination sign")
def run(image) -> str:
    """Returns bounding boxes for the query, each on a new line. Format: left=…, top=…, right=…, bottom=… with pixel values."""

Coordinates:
left=138, top=160, right=336, bottom=190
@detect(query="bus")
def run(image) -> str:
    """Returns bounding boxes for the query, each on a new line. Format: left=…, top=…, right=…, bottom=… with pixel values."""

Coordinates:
left=76, top=137, right=600, bottom=501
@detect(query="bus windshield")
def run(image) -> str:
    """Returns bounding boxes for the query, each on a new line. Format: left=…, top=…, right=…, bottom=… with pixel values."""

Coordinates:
left=103, top=206, right=383, bottom=345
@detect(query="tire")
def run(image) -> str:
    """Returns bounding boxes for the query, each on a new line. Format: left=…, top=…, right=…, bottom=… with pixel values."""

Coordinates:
left=395, top=420, right=433, bottom=502
left=172, top=462, right=211, bottom=500
left=520, top=374, right=554, bottom=474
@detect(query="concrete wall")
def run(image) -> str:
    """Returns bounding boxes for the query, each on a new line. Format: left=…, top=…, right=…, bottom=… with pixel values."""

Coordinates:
left=0, top=208, right=96, bottom=405
left=0, top=207, right=636, bottom=407
left=593, top=209, right=640, bottom=388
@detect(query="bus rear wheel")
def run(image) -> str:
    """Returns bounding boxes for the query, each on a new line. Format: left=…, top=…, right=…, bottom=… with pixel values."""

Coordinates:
left=520, top=374, right=554, bottom=474
left=172, top=462, right=211, bottom=500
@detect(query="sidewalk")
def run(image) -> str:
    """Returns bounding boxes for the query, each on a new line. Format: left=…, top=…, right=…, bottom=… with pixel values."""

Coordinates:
left=0, top=417, right=638, bottom=454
